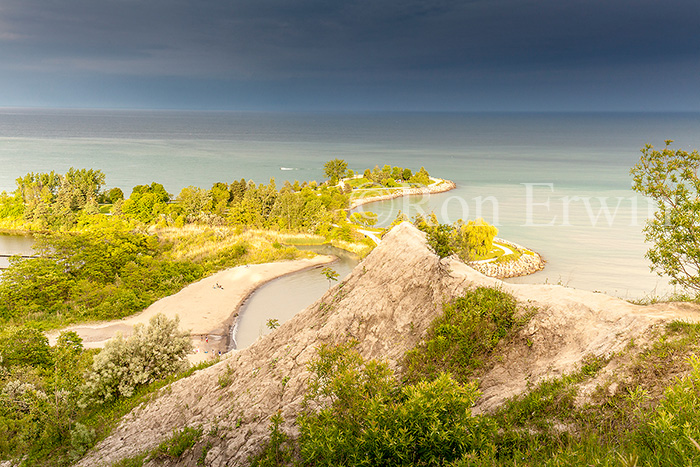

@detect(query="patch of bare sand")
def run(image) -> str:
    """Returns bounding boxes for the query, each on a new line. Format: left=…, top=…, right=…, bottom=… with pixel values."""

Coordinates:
left=47, top=256, right=335, bottom=362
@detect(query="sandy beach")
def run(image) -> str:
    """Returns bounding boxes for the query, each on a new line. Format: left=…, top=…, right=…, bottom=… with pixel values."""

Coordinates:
left=47, top=255, right=335, bottom=362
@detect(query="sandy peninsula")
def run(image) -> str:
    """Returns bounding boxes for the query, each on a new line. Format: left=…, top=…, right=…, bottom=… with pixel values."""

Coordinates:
left=47, top=255, right=335, bottom=362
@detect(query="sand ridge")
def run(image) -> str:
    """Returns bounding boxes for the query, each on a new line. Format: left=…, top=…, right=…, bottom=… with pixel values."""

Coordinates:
left=46, top=255, right=335, bottom=360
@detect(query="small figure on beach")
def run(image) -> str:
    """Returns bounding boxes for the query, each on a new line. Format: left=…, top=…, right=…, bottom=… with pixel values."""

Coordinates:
left=213, top=282, right=224, bottom=289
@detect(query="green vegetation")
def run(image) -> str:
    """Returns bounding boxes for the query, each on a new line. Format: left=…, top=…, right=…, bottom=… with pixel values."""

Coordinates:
left=81, top=314, right=191, bottom=404
left=106, top=426, right=205, bottom=466
left=321, top=266, right=339, bottom=288
left=355, top=164, right=430, bottom=187
left=0, top=314, right=214, bottom=465
left=415, top=213, right=499, bottom=262
left=0, top=161, right=442, bottom=465
left=244, top=288, right=700, bottom=467
left=323, top=158, right=348, bottom=185
left=149, top=426, right=203, bottom=460
left=0, top=230, right=205, bottom=327
left=297, top=342, right=487, bottom=466
left=402, top=287, right=523, bottom=384
left=631, top=140, right=700, bottom=292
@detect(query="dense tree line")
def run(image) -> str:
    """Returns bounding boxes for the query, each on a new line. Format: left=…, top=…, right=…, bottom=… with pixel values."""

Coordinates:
left=0, top=168, right=350, bottom=235
left=361, top=164, right=430, bottom=187
left=0, top=230, right=205, bottom=324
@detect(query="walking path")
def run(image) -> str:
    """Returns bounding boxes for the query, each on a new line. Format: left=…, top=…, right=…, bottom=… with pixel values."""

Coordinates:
left=356, top=229, right=382, bottom=245
left=471, top=242, right=515, bottom=264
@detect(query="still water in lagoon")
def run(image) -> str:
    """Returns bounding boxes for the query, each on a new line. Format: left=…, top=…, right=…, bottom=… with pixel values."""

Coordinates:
left=232, top=245, right=359, bottom=349
left=0, top=233, right=34, bottom=269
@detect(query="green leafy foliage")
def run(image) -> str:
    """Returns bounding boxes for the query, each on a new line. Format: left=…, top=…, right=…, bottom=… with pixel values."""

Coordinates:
left=403, top=287, right=519, bottom=384
left=323, top=158, right=348, bottom=181
left=0, top=326, right=52, bottom=368
left=358, top=164, right=428, bottom=187
left=13, top=168, right=106, bottom=228
left=626, top=355, right=700, bottom=464
left=81, top=314, right=192, bottom=404
left=414, top=214, right=498, bottom=261
left=0, top=230, right=204, bottom=325
left=149, top=426, right=203, bottom=460
left=321, top=266, right=339, bottom=288
left=297, top=342, right=487, bottom=467
left=631, top=141, right=700, bottom=291
left=249, top=411, right=293, bottom=467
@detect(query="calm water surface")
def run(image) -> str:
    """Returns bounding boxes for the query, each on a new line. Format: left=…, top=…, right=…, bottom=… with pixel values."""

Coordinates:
left=233, top=245, right=358, bottom=349
left=0, top=233, right=34, bottom=269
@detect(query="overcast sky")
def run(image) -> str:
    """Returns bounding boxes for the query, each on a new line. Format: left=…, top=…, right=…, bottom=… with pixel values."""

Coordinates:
left=1, top=0, right=699, bottom=111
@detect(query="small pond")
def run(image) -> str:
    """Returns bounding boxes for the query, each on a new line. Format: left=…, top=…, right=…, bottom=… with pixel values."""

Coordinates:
left=231, top=244, right=359, bottom=349
left=0, top=232, right=34, bottom=270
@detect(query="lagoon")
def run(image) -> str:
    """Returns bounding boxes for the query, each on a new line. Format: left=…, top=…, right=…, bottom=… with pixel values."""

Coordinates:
left=232, top=245, right=358, bottom=349
left=0, top=233, right=34, bottom=269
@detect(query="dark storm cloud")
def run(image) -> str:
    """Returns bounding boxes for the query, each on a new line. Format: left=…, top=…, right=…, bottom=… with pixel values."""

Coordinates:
left=2, top=0, right=697, bottom=76
left=0, top=0, right=699, bottom=109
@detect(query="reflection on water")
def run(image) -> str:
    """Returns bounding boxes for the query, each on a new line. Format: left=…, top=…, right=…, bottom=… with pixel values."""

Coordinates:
left=0, top=233, right=34, bottom=270
left=232, top=245, right=359, bottom=349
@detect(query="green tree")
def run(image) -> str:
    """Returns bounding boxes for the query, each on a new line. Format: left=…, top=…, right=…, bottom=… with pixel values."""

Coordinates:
left=56, top=168, right=106, bottom=211
left=631, top=141, right=700, bottom=291
left=454, top=218, right=498, bottom=260
left=0, top=257, right=73, bottom=319
left=121, top=183, right=170, bottom=223
left=0, top=326, right=52, bottom=368
left=107, top=187, right=124, bottom=203
left=177, top=185, right=213, bottom=219
left=350, top=211, right=378, bottom=227
left=410, top=166, right=431, bottom=185
left=321, top=267, right=339, bottom=288
left=323, top=159, right=348, bottom=181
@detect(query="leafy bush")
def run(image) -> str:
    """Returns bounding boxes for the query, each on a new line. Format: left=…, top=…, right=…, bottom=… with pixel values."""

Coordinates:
left=403, top=287, right=519, bottom=384
left=249, top=411, right=293, bottom=467
left=81, top=314, right=192, bottom=404
left=297, top=342, right=488, bottom=466
left=69, top=422, right=96, bottom=461
left=414, top=214, right=498, bottom=261
left=630, top=355, right=700, bottom=464
left=149, top=426, right=203, bottom=460
left=0, top=326, right=52, bottom=368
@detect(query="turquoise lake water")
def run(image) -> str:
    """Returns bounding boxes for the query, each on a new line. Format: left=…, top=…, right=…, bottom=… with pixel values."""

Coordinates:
left=2, top=109, right=700, bottom=298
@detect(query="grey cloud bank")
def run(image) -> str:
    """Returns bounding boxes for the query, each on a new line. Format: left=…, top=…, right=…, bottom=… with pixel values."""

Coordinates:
left=0, top=0, right=699, bottom=110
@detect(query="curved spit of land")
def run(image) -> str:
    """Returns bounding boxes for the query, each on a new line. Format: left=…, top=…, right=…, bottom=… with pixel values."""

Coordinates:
left=348, top=177, right=457, bottom=209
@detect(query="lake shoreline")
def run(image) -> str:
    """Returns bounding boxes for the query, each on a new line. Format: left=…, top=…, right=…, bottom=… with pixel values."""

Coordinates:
left=348, top=178, right=457, bottom=209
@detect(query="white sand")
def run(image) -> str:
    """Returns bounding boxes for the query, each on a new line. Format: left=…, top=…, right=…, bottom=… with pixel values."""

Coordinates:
left=47, top=256, right=335, bottom=361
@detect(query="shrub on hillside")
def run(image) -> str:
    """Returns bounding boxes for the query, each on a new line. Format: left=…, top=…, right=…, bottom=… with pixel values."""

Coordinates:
left=296, top=342, right=490, bottom=466
left=81, top=314, right=191, bottom=404
left=402, top=287, right=519, bottom=384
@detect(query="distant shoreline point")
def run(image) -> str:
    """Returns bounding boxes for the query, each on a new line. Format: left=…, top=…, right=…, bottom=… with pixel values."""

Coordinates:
left=348, top=177, right=457, bottom=210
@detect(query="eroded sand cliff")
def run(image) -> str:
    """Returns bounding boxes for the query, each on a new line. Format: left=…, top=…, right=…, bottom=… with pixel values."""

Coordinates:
left=78, top=222, right=700, bottom=466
